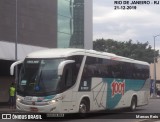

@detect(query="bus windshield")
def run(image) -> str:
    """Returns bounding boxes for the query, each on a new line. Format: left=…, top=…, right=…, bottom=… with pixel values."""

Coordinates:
left=18, top=58, right=64, bottom=96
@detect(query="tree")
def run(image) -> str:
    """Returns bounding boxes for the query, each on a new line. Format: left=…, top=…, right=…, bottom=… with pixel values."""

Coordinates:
left=93, top=39, right=159, bottom=63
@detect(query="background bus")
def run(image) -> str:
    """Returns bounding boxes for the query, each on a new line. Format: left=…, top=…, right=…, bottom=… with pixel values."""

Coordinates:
left=10, top=48, right=150, bottom=113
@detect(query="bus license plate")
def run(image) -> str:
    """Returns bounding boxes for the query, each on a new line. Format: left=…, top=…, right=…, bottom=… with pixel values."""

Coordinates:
left=30, top=107, right=38, bottom=112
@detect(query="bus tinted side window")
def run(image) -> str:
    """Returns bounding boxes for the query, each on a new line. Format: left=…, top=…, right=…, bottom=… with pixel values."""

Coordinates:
left=67, top=55, right=83, bottom=83
left=58, top=56, right=84, bottom=91
left=133, top=64, right=149, bottom=80
left=81, top=56, right=149, bottom=81
left=64, top=64, right=74, bottom=88
left=81, top=57, right=108, bottom=79
left=82, top=57, right=125, bottom=79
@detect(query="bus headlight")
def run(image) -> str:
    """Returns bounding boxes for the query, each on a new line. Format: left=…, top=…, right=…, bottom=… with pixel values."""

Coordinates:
left=51, top=100, right=56, bottom=103
left=48, top=99, right=56, bottom=104
left=48, top=96, right=64, bottom=104
left=17, top=97, right=22, bottom=102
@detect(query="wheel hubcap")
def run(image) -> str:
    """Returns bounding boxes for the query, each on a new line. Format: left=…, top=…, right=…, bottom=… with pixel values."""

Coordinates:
left=79, top=103, right=87, bottom=113
left=132, top=102, right=136, bottom=110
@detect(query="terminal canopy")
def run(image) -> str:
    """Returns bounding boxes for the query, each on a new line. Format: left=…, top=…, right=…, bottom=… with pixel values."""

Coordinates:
left=0, top=41, right=48, bottom=61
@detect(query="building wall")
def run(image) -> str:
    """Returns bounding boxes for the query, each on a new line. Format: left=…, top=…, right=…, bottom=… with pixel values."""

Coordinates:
left=0, top=0, right=16, bottom=43
left=84, top=0, right=93, bottom=49
left=150, top=58, right=160, bottom=80
left=0, top=0, right=93, bottom=60
left=0, top=77, right=14, bottom=102
left=0, top=0, right=57, bottom=48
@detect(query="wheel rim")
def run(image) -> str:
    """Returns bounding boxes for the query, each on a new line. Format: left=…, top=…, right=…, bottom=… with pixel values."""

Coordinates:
left=79, top=103, right=87, bottom=113
left=132, top=102, right=136, bottom=110
left=131, top=99, right=136, bottom=110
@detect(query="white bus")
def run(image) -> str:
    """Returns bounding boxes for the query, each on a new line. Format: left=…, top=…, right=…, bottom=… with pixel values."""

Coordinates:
left=10, top=48, right=150, bottom=113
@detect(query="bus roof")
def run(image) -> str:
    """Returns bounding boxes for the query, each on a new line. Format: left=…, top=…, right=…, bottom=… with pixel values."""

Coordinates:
left=26, top=48, right=85, bottom=58
left=26, top=48, right=149, bottom=66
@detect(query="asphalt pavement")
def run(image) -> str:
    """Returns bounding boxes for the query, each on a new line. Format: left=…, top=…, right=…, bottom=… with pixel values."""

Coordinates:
left=0, top=102, right=16, bottom=113
left=1, top=97, right=160, bottom=122
left=0, top=96, right=158, bottom=113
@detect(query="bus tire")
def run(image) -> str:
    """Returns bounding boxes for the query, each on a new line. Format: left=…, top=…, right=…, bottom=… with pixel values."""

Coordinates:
left=79, top=99, right=89, bottom=117
left=130, top=96, right=137, bottom=111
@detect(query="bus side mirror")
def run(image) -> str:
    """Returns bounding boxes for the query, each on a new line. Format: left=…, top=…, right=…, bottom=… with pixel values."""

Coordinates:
left=10, top=60, right=23, bottom=75
left=58, top=60, right=75, bottom=76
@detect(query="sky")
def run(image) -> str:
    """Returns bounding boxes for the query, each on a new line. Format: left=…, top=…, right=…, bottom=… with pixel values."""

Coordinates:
left=93, top=0, right=160, bottom=51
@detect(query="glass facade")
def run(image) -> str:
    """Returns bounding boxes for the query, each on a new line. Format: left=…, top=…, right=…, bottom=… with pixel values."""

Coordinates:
left=70, top=0, right=84, bottom=48
left=57, top=0, right=84, bottom=48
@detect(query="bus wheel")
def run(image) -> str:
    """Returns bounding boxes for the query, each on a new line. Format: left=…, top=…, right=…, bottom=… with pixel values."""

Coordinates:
left=79, top=100, right=88, bottom=114
left=130, top=96, right=137, bottom=111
